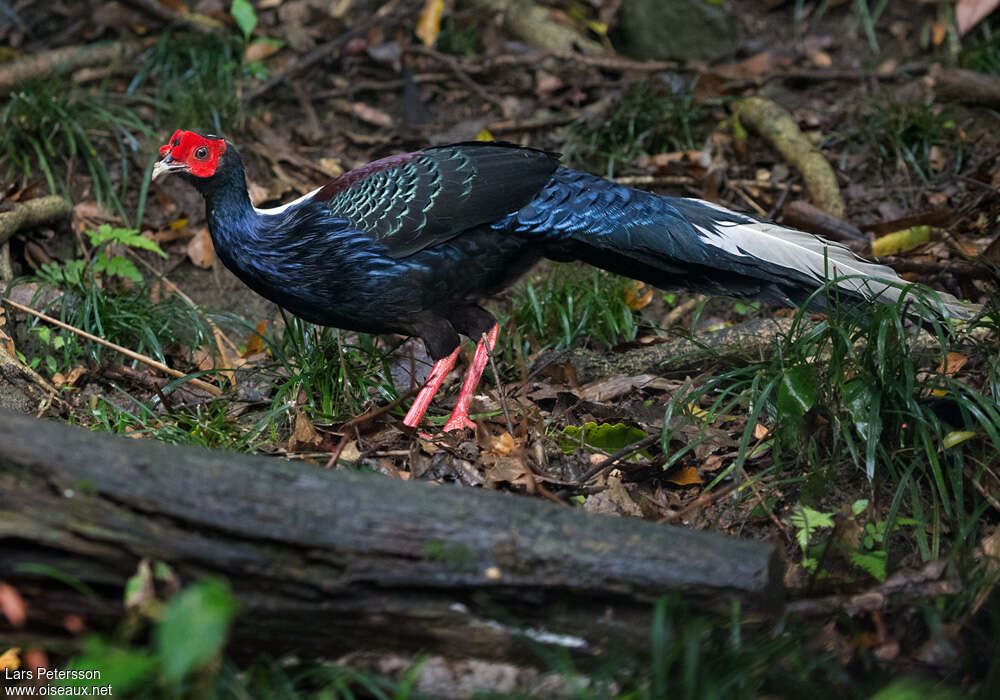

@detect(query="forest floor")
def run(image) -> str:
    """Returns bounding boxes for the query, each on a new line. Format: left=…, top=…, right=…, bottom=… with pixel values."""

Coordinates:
left=2, top=0, right=1000, bottom=698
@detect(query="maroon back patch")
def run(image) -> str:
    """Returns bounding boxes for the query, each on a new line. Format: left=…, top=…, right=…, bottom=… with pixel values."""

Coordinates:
left=314, top=151, right=418, bottom=201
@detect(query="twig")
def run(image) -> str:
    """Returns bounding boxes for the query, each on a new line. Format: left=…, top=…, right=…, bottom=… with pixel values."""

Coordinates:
left=0, top=195, right=72, bottom=245
left=577, top=434, right=660, bottom=484
left=660, top=484, right=737, bottom=524
left=613, top=175, right=802, bottom=193
left=125, top=248, right=242, bottom=372
left=0, top=43, right=140, bottom=97
left=407, top=45, right=506, bottom=108
left=663, top=296, right=702, bottom=327
left=881, top=257, right=994, bottom=281
left=246, top=10, right=391, bottom=103
left=483, top=332, right=514, bottom=436
left=738, top=465, right=793, bottom=545
left=324, top=388, right=418, bottom=468
left=118, top=0, right=225, bottom=34
left=1, top=297, right=222, bottom=397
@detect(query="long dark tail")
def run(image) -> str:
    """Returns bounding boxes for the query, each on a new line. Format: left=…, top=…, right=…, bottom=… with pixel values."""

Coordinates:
left=506, top=168, right=976, bottom=319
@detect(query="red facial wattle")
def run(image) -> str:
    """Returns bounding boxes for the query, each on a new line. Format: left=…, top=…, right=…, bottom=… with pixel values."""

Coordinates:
left=155, top=130, right=226, bottom=178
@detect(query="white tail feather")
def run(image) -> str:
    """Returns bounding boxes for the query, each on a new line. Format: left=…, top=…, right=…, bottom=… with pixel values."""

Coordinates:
left=688, top=199, right=977, bottom=319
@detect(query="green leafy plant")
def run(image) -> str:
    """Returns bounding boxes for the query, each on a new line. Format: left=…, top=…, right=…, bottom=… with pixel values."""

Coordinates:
left=86, top=224, right=167, bottom=283
left=842, top=98, right=963, bottom=186
left=564, top=81, right=711, bottom=176
left=262, top=313, right=398, bottom=422
left=56, top=579, right=237, bottom=695
left=230, top=0, right=257, bottom=42
left=662, top=279, right=999, bottom=578
left=28, top=228, right=212, bottom=379
left=510, top=263, right=645, bottom=353
left=561, top=422, right=649, bottom=458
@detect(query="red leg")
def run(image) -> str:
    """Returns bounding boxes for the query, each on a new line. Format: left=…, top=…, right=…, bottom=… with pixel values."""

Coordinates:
left=443, top=324, right=499, bottom=432
left=403, top=346, right=460, bottom=428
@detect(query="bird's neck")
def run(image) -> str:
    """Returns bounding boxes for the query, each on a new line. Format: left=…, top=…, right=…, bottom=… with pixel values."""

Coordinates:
left=198, top=162, right=263, bottom=251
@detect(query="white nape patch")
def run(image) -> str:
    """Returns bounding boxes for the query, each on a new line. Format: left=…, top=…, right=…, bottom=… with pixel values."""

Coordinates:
left=252, top=186, right=322, bottom=216
left=687, top=198, right=903, bottom=303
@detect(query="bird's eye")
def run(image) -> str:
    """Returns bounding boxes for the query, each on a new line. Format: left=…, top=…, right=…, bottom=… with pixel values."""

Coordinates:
left=194, top=146, right=209, bottom=160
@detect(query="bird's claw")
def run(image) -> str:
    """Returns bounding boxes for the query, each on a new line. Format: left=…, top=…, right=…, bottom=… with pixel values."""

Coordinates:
left=442, top=414, right=476, bottom=432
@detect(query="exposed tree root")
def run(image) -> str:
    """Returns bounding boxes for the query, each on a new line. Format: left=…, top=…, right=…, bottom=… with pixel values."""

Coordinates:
left=0, top=42, right=140, bottom=96
left=473, top=0, right=605, bottom=55
left=736, top=97, right=845, bottom=218
left=0, top=195, right=72, bottom=245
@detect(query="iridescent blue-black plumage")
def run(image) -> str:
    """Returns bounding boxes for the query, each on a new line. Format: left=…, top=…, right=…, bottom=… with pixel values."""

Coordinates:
left=177, top=139, right=970, bottom=361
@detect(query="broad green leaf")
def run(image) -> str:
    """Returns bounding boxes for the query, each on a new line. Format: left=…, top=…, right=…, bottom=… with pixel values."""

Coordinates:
left=125, top=234, right=167, bottom=258
left=776, top=364, right=817, bottom=445
left=560, top=422, right=648, bottom=458
left=57, top=637, right=156, bottom=691
left=942, top=430, right=977, bottom=448
left=778, top=365, right=817, bottom=414
left=156, top=579, right=238, bottom=683
left=843, top=378, right=882, bottom=479
left=231, top=0, right=257, bottom=40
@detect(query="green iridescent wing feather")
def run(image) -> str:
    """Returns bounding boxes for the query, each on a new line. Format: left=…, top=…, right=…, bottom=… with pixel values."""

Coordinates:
left=320, top=143, right=559, bottom=258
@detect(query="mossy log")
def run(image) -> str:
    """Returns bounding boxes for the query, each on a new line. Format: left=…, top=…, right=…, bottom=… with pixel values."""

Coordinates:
left=737, top=98, right=845, bottom=218
left=0, top=196, right=72, bottom=245
left=0, top=410, right=782, bottom=663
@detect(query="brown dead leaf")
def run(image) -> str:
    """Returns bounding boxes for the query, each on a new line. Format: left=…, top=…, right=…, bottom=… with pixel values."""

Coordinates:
left=334, top=99, right=394, bottom=128
left=937, top=352, right=968, bottom=377
left=51, top=365, right=86, bottom=388
left=972, top=525, right=1000, bottom=614
left=187, top=227, right=215, bottom=268
left=0, top=308, right=15, bottom=357
left=957, top=0, right=1000, bottom=35
left=243, top=320, right=267, bottom=358
left=584, top=475, right=642, bottom=517
left=754, top=423, right=769, bottom=440
left=807, top=50, right=832, bottom=68
left=245, top=39, right=281, bottom=63
left=340, top=440, right=361, bottom=462
left=288, top=408, right=321, bottom=452
left=578, top=374, right=676, bottom=402
left=317, top=158, right=343, bottom=177
left=0, top=584, right=27, bottom=627
left=701, top=453, right=724, bottom=472
left=713, top=50, right=794, bottom=80
left=192, top=346, right=216, bottom=372
left=63, top=614, right=86, bottom=635
left=247, top=180, right=270, bottom=205
left=624, top=280, right=653, bottom=310
left=535, top=70, right=563, bottom=94
left=416, top=0, right=444, bottom=47
left=484, top=455, right=533, bottom=490
left=489, top=431, right=516, bottom=457
left=0, top=647, right=19, bottom=672
left=932, top=18, right=948, bottom=45
left=666, top=466, right=703, bottom=486
left=24, top=648, right=48, bottom=675
left=124, top=559, right=155, bottom=610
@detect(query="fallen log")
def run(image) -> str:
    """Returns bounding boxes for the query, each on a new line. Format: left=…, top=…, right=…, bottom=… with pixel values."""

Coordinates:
left=927, top=64, right=1000, bottom=109
left=535, top=318, right=795, bottom=383
left=0, top=43, right=139, bottom=97
left=736, top=98, right=845, bottom=218
left=0, top=410, right=782, bottom=664
left=0, top=196, right=72, bottom=246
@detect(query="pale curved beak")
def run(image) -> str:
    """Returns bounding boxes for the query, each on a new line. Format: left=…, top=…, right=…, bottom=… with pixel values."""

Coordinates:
left=151, top=155, right=187, bottom=181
